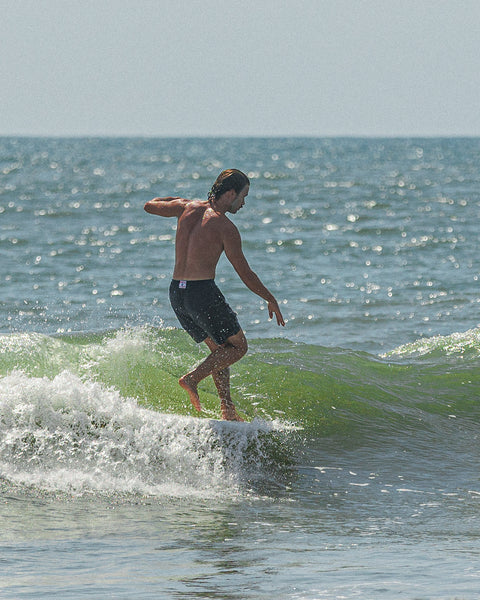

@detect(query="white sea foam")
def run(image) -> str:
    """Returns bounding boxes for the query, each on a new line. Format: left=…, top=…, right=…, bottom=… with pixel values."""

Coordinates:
left=0, top=370, right=284, bottom=498
left=381, top=326, right=480, bottom=358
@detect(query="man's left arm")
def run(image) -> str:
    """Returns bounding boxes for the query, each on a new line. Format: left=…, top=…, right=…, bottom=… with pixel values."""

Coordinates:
left=224, top=225, right=285, bottom=327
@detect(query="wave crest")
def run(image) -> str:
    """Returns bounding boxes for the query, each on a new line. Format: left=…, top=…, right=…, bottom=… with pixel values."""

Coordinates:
left=0, top=369, right=292, bottom=497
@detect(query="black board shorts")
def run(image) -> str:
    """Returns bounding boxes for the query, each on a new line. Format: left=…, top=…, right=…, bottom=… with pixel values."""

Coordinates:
left=169, top=279, right=241, bottom=345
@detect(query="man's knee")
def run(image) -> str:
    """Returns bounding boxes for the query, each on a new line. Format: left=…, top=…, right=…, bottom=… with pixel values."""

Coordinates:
left=228, top=330, right=248, bottom=357
left=236, top=338, right=248, bottom=357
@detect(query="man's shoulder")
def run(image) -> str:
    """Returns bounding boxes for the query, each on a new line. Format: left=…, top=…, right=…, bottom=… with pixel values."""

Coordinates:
left=180, top=200, right=210, bottom=220
left=184, top=199, right=207, bottom=211
left=215, top=213, right=238, bottom=233
left=201, top=206, right=236, bottom=228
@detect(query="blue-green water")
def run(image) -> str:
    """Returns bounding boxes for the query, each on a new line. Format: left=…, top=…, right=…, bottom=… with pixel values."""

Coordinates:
left=1, top=137, right=480, bottom=598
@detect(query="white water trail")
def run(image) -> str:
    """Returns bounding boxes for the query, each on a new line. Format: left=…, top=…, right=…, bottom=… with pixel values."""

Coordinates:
left=0, top=370, right=287, bottom=498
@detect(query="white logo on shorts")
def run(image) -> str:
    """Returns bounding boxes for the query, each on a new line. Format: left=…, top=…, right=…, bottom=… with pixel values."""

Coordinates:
left=179, top=280, right=187, bottom=289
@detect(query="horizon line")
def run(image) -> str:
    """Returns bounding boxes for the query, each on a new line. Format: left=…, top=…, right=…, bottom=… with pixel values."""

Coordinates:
left=1, top=133, right=480, bottom=140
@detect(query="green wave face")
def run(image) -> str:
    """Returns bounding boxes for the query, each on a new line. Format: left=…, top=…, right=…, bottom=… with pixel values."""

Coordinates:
left=2, top=326, right=480, bottom=436
left=2, top=326, right=480, bottom=496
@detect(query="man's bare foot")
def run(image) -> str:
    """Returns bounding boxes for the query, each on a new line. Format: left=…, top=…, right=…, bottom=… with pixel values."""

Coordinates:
left=179, top=374, right=202, bottom=412
left=221, top=400, right=244, bottom=422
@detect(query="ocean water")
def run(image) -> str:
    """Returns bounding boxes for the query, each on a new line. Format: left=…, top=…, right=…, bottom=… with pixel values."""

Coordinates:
left=1, top=137, right=480, bottom=598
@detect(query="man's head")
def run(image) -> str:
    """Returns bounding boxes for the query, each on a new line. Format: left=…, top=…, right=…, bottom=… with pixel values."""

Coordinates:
left=208, top=169, right=250, bottom=212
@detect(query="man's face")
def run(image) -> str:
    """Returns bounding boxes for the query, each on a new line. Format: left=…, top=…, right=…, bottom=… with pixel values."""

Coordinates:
left=228, top=185, right=249, bottom=213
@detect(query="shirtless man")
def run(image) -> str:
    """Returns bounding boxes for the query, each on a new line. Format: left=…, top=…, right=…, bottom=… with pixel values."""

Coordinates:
left=144, top=169, right=285, bottom=421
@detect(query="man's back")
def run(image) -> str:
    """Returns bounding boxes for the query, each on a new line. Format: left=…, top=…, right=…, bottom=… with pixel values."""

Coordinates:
left=173, top=200, right=231, bottom=281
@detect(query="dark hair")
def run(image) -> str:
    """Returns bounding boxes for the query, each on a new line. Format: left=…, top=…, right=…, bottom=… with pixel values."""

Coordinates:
left=208, top=169, right=249, bottom=203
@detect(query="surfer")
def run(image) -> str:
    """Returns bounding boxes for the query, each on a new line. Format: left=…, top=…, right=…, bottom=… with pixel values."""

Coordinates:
left=144, top=169, right=285, bottom=421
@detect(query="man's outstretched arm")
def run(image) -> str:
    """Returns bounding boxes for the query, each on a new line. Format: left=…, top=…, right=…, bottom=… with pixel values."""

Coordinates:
left=144, top=197, right=187, bottom=217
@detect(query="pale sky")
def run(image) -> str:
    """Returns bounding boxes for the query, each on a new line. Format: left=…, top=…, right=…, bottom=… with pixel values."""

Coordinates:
left=1, top=0, right=480, bottom=137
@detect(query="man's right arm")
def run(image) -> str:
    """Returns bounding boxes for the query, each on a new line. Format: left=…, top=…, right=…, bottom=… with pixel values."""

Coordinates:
left=144, top=197, right=187, bottom=217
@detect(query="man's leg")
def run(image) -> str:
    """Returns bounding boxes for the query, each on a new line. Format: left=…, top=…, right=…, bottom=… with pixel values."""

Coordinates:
left=203, top=337, right=244, bottom=421
left=179, top=330, right=247, bottom=420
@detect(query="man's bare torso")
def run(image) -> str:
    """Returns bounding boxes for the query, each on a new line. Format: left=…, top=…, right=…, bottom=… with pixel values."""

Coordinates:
left=173, top=200, right=232, bottom=280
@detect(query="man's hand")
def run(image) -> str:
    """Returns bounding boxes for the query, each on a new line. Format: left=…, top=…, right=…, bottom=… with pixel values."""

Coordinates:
left=268, top=300, right=285, bottom=327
